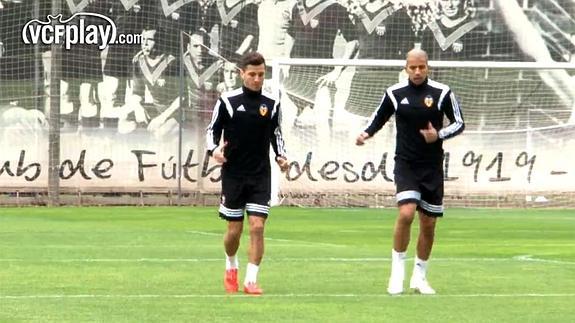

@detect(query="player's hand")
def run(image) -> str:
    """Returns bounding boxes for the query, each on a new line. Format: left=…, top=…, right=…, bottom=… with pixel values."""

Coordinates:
left=419, top=122, right=438, bottom=143
left=348, top=2, right=366, bottom=18
left=134, top=104, right=149, bottom=124
left=280, top=65, right=290, bottom=80
left=275, top=156, right=289, bottom=173
left=147, top=116, right=165, bottom=132
left=315, top=69, right=340, bottom=88
left=213, top=142, right=228, bottom=164
left=355, top=132, right=370, bottom=146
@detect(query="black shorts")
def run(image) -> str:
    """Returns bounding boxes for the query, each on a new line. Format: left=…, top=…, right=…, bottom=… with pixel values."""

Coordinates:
left=394, top=158, right=444, bottom=217
left=219, top=175, right=271, bottom=221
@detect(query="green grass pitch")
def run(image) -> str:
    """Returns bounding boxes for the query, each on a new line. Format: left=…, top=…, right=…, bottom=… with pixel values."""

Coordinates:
left=0, top=207, right=574, bottom=322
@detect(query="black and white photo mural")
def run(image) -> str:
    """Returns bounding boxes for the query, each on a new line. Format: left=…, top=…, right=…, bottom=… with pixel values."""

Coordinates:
left=1, top=0, right=574, bottom=203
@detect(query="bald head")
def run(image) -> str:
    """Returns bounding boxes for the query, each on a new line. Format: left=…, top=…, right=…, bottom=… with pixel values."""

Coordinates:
left=406, top=48, right=429, bottom=62
left=405, top=48, right=429, bottom=85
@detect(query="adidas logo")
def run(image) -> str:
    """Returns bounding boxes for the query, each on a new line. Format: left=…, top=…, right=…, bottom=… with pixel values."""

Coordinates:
left=237, top=105, right=246, bottom=112
left=400, top=97, right=409, bottom=104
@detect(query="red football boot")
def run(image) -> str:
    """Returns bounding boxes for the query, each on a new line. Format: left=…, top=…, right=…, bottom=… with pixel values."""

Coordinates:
left=243, top=282, right=263, bottom=295
left=224, top=269, right=239, bottom=293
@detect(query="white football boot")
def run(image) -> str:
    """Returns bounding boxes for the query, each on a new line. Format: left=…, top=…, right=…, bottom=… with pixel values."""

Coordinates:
left=409, top=275, right=436, bottom=295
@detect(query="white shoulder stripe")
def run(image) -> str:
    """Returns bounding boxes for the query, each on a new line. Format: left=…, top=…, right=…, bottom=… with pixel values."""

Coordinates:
left=427, top=79, right=450, bottom=91
left=263, top=89, right=280, bottom=118
left=387, top=79, right=408, bottom=110
left=366, top=93, right=387, bottom=126
left=428, top=79, right=450, bottom=109
left=219, top=88, right=242, bottom=119
left=221, top=96, right=234, bottom=118
left=220, top=87, right=243, bottom=99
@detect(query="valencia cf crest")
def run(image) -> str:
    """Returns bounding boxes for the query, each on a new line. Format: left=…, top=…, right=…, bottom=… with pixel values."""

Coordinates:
left=259, top=104, right=268, bottom=117
left=452, top=41, right=463, bottom=53
left=424, top=95, right=434, bottom=108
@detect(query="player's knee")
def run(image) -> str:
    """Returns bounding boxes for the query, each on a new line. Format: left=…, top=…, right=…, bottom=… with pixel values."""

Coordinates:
left=398, top=214, right=415, bottom=227
left=227, top=222, right=243, bottom=238
left=249, top=221, right=265, bottom=236
left=398, top=206, right=416, bottom=224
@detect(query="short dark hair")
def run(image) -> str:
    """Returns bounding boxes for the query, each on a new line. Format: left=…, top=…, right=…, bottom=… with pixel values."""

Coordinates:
left=142, top=26, right=166, bottom=52
left=238, top=52, right=265, bottom=70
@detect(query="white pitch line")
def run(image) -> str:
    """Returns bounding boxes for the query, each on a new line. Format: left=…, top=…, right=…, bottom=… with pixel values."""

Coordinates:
left=264, top=237, right=346, bottom=248
left=187, top=230, right=219, bottom=236
left=1, top=293, right=574, bottom=300
left=0, top=258, right=222, bottom=263
left=187, top=230, right=347, bottom=248
left=0, top=257, right=573, bottom=264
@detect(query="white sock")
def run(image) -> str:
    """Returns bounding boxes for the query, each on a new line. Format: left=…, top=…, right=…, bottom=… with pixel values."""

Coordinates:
left=413, top=256, right=428, bottom=279
left=244, top=263, right=259, bottom=285
left=391, top=249, right=406, bottom=280
left=225, top=253, right=238, bottom=270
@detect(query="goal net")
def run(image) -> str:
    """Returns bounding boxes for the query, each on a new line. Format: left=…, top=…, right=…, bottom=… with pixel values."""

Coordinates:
left=272, top=58, right=575, bottom=208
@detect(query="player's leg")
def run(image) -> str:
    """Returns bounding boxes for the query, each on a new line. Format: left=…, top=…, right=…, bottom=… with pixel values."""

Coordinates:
left=409, top=166, right=443, bottom=295
left=224, top=221, right=243, bottom=267
left=61, top=79, right=80, bottom=131
left=244, top=215, right=266, bottom=295
left=243, top=176, right=271, bottom=295
left=78, top=81, right=101, bottom=129
left=223, top=220, right=243, bottom=293
left=409, top=210, right=438, bottom=294
left=394, top=202, right=417, bottom=253
left=100, top=75, right=121, bottom=128
left=219, top=175, right=246, bottom=293
left=388, top=201, right=417, bottom=295
left=388, top=159, right=420, bottom=295
left=415, top=210, right=437, bottom=262
left=247, top=214, right=266, bottom=266
left=409, top=209, right=437, bottom=294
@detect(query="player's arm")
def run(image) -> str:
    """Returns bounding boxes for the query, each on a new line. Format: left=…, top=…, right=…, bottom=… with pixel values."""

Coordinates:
left=270, top=101, right=288, bottom=172
left=234, top=4, right=258, bottom=56
left=316, top=10, right=359, bottom=88
left=316, top=39, right=359, bottom=87
left=356, top=92, right=395, bottom=145
left=282, top=5, right=296, bottom=79
left=206, top=98, right=230, bottom=163
left=438, top=90, right=464, bottom=140
left=235, top=35, right=254, bottom=56
left=317, top=7, right=359, bottom=87
left=125, top=62, right=148, bottom=122
left=147, top=96, right=180, bottom=131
